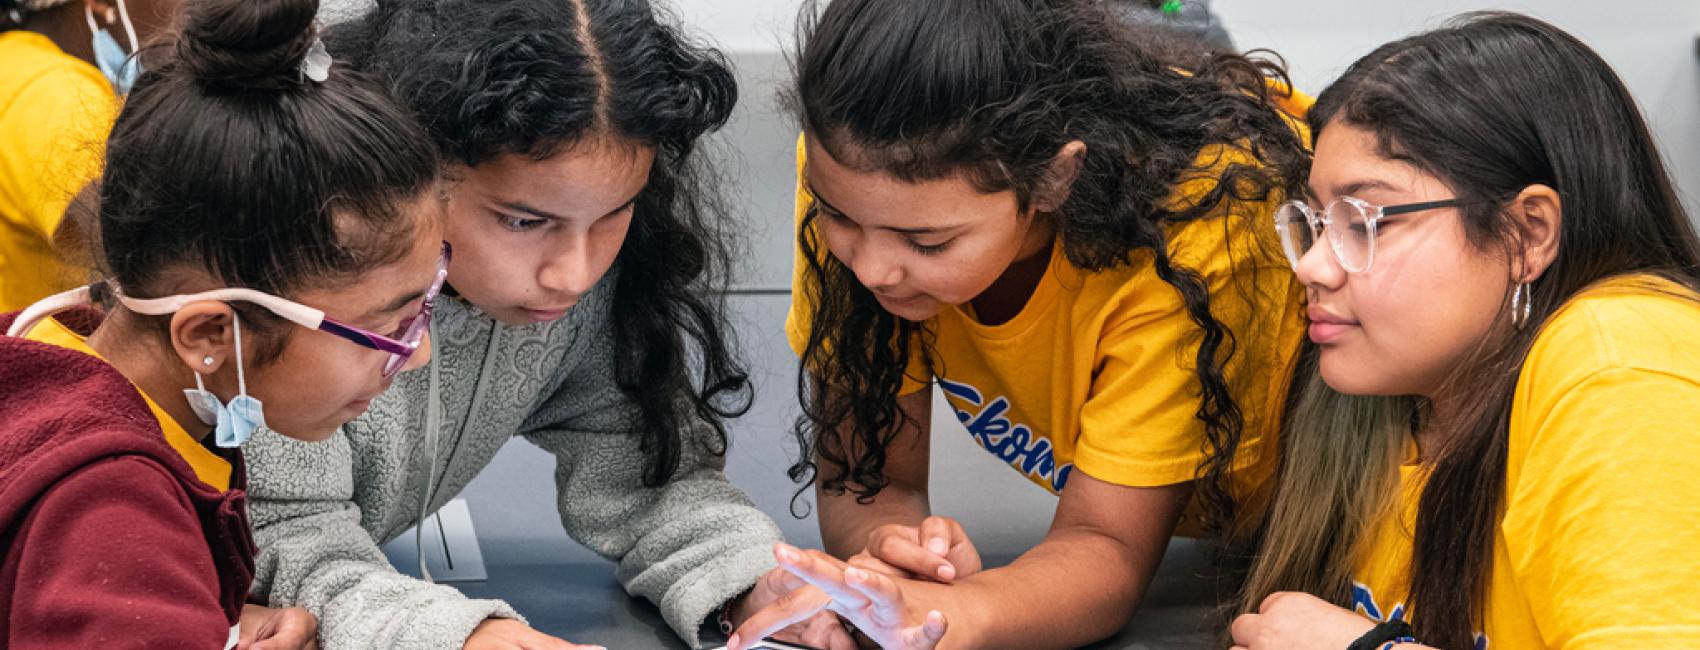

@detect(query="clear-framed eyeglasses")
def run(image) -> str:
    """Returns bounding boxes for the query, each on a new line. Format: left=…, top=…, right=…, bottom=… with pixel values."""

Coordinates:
left=1274, top=196, right=1465, bottom=273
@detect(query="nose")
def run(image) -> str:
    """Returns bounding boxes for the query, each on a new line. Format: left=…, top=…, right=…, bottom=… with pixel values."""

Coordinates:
left=1294, top=232, right=1347, bottom=291
left=536, top=231, right=600, bottom=296
left=841, top=236, right=904, bottom=291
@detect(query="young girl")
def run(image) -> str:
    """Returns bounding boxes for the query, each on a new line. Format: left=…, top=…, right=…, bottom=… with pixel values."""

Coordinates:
left=1230, top=12, right=1700, bottom=650
left=0, top=0, right=177, bottom=310
left=0, top=0, right=446, bottom=646
left=244, top=1, right=843, bottom=648
left=730, top=0, right=1312, bottom=647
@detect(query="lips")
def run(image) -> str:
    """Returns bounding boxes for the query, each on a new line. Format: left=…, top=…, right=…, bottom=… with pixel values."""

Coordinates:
left=1307, top=306, right=1359, bottom=344
left=520, top=303, right=576, bottom=321
left=871, top=289, right=923, bottom=304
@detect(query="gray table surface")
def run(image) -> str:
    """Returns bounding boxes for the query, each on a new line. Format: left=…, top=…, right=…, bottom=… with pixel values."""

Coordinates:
left=378, top=294, right=1230, bottom=649
left=387, top=522, right=1224, bottom=650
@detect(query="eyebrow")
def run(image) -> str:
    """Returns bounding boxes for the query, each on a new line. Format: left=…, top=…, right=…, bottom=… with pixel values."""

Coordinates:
left=494, top=192, right=642, bottom=222
left=805, top=181, right=965, bottom=236
left=1310, top=179, right=1401, bottom=200
left=363, top=289, right=426, bottom=321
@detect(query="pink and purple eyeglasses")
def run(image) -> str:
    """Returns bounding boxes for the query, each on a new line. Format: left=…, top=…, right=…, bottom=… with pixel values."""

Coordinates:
left=117, top=242, right=452, bottom=377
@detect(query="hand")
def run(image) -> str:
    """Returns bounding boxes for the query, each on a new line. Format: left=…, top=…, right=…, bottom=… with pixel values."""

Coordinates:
left=235, top=604, right=319, bottom=650
left=856, top=516, right=982, bottom=583
left=463, top=618, right=604, bottom=650
left=1230, top=592, right=1376, bottom=650
left=729, top=545, right=947, bottom=650
left=736, top=567, right=858, bottom=650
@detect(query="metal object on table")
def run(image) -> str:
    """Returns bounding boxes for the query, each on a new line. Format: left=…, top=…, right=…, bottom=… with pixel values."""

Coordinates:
left=382, top=498, right=489, bottom=582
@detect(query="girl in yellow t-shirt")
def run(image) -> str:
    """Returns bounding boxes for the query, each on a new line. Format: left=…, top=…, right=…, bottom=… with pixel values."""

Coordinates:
left=729, top=0, right=1311, bottom=647
left=0, top=0, right=177, bottom=311
left=1231, top=12, right=1700, bottom=650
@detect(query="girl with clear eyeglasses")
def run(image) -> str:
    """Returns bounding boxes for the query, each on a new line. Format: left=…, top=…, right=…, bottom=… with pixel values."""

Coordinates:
left=1231, top=12, right=1700, bottom=650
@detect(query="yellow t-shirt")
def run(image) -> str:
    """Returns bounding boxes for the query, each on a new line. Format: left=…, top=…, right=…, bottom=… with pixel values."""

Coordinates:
left=0, top=31, right=118, bottom=311
left=785, top=127, right=1307, bottom=502
left=21, top=316, right=233, bottom=492
left=1351, top=276, right=1700, bottom=649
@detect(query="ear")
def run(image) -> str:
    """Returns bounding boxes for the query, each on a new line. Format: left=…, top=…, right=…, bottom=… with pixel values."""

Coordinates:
left=1033, top=140, right=1088, bottom=213
left=166, top=301, right=237, bottom=378
left=86, top=0, right=118, bottom=25
left=1509, top=184, right=1563, bottom=284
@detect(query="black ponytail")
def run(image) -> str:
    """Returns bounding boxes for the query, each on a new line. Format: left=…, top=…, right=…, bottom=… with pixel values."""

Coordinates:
left=96, top=0, right=438, bottom=355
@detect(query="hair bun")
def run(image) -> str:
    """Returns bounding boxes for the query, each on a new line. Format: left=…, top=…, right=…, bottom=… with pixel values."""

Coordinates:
left=176, top=0, right=322, bottom=91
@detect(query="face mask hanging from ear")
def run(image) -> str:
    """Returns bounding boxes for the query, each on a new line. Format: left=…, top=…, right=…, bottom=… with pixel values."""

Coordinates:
left=182, top=313, right=267, bottom=448
left=85, top=0, right=141, bottom=95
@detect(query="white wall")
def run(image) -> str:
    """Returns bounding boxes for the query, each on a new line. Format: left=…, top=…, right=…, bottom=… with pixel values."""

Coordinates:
left=666, top=0, right=805, bottom=53
left=1223, top=1, right=1700, bottom=219
left=666, top=0, right=1700, bottom=289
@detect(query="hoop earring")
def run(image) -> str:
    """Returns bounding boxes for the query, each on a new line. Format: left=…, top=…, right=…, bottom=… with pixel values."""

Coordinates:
left=1510, top=282, right=1532, bottom=330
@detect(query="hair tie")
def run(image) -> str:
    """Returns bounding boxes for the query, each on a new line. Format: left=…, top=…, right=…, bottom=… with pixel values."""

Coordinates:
left=301, top=37, right=332, bottom=83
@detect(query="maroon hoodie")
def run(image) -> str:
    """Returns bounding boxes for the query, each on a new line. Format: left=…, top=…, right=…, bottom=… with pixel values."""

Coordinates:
left=0, top=309, right=255, bottom=648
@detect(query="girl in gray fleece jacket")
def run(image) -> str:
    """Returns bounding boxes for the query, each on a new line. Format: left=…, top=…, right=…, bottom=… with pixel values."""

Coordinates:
left=242, top=1, right=845, bottom=648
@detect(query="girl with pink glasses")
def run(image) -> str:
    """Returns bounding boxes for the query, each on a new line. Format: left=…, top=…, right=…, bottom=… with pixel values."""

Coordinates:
left=0, top=0, right=446, bottom=645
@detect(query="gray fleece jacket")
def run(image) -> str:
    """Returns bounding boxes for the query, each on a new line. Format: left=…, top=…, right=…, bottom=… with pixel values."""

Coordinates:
left=243, top=268, right=784, bottom=649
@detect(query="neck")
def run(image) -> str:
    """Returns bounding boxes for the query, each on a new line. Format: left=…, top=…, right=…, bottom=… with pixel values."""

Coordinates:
left=1411, top=395, right=1452, bottom=462
left=968, top=216, right=1057, bottom=326
left=85, top=311, right=215, bottom=443
left=21, top=5, right=99, bottom=67
left=1012, top=213, right=1058, bottom=263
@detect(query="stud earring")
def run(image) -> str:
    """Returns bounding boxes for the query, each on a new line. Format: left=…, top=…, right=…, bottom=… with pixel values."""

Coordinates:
left=202, top=356, right=215, bottom=367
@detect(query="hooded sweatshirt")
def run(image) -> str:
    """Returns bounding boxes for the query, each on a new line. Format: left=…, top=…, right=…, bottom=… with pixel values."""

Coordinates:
left=0, top=309, right=255, bottom=649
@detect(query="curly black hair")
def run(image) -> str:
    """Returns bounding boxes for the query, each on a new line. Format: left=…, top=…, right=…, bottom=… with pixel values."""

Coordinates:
left=327, top=0, right=750, bottom=486
left=787, top=0, right=1309, bottom=541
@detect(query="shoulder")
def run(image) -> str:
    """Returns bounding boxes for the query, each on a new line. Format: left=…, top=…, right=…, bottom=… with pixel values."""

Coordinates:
left=30, top=455, right=199, bottom=527
left=1513, top=275, right=1700, bottom=449
left=1525, top=275, right=1700, bottom=383
left=1, top=41, right=114, bottom=126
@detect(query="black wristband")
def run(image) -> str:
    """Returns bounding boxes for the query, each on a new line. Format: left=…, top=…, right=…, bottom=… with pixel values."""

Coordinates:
left=1346, top=619, right=1416, bottom=650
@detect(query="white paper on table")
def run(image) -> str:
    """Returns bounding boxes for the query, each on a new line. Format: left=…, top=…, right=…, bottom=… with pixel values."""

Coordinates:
left=705, top=641, right=821, bottom=650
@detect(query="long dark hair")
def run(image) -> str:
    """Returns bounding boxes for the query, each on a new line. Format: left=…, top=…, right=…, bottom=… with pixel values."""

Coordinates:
left=327, top=0, right=750, bottom=486
left=786, top=0, right=1309, bottom=540
left=96, top=0, right=438, bottom=358
left=1241, top=13, right=1700, bottom=649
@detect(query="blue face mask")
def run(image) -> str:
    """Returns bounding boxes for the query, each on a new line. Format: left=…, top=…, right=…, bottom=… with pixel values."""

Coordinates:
left=182, top=313, right=268, bottom=448
left=85, top=0, right=142, bottom=95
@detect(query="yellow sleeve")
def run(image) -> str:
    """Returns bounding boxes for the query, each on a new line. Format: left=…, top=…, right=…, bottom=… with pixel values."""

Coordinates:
left=0, top=69, right=115, bottom=239
left=1265, top=77, right=1314, bottom=126
left=784, top=133, right=818, bottom=359
left=1070, top=272, right=1209, bottom=487
left=1504, top=367, right=1700, bottom=649
left=1073, top=204, right=1301, bottom=488
left=1072, top=127, right=1305, bottom=489
left=784, top=133, right=930, bottom=395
